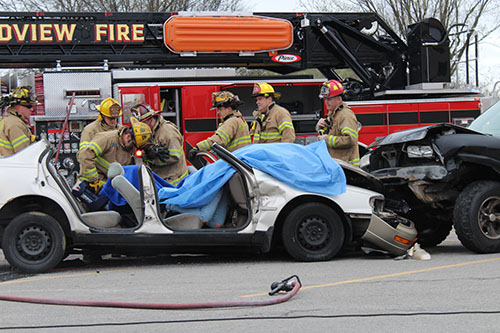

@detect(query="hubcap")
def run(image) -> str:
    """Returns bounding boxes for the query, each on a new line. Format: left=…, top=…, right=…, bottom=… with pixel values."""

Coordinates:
left=478, top=196, right=500, bottom=240
left=16, top=225, right=52, bottom=260
left=298, top=217, right=330, bottom=250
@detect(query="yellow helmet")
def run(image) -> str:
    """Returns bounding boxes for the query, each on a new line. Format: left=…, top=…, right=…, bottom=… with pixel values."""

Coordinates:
left=130, top=116, right=152, bottom=148
left=96, top=97, right=122, bottom=118
left=252, top=82, right=281, bottom=99
left=9, top=86, right=39, bottom=105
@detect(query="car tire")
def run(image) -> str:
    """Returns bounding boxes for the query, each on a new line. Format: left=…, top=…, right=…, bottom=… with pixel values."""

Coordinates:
left=282, top=203, right=344, bottom=261
left=2, top=212, right=66, bottom=273
left=410, top=209, right=453, bottom=248
left=454, top=180, right=500, bottom=253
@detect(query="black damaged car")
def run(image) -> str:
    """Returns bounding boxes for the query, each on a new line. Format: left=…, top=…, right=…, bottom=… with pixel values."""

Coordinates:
left=361, top=101, right=500, bottom=253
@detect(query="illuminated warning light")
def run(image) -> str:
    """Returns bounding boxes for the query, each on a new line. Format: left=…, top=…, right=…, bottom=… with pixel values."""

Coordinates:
left=135, top=149, right=143, bottom=158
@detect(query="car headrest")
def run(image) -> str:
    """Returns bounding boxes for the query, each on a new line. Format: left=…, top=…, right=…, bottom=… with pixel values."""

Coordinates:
left=107, top=162, right=125, bottom=180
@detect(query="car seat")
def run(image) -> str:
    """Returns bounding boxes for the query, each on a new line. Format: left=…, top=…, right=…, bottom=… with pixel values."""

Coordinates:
left=107, top=163, right=144, bottom=224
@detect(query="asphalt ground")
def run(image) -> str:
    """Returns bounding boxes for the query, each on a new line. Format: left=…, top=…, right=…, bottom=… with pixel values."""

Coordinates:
left=1, top=231, right=500, bottom=332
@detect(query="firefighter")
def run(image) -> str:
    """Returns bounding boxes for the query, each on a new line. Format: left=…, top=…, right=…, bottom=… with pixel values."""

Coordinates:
left=131, top=103, right=188, bottom=186
left=0, top=86, right=38, bottom=156
left=250, top=82, right=295, bottom=143
left=316, top=80, right=360, bottom=166
left=79, top=97, right=122, bottom=152
left=189, top=91, right=250, bottom=159
left=77, top=117, right=152, bottom=194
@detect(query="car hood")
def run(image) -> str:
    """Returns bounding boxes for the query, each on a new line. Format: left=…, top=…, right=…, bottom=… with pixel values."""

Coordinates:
left=336, top=159, right=385, bottom=194
left=368, top=123, right=483, bottom=148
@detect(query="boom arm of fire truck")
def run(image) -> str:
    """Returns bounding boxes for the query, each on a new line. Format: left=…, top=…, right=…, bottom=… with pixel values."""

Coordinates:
left=0, top=11, right=447, bottom=99
left=0, top=12, right=418, bottom=98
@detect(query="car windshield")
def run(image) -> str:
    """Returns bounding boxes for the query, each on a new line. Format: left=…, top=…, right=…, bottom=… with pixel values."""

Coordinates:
left=468, top=101, right=500, bottom=136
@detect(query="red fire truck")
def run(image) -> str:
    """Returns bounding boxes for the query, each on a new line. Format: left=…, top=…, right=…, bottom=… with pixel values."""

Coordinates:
left=0, top=11, right=484, bottom=180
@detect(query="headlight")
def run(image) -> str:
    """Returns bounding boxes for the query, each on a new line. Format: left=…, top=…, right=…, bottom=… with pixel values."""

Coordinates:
left=369, top=195, right=385, bottom=214
left=407, top=145, right=434, bottom=158
left=360, top=153, right=371, bottom=169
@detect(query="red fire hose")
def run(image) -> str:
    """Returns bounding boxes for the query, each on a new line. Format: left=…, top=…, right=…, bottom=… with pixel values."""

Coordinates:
left=0, top=276, right=301, bottom=310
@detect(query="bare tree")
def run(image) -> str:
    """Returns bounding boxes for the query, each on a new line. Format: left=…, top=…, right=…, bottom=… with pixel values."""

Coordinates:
left=0, top=0, right=246, bottom=12
left=299, top=0, right=500, bottom=78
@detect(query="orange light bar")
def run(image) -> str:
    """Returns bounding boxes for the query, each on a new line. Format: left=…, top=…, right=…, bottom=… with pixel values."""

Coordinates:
left=394, top=235, right=418, bottom=245
left=164, top=15, right=293, bottom=54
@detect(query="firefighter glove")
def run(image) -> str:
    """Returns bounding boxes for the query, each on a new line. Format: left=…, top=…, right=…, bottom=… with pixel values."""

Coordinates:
left=89, top=180, right=103, bottom=194
left=188, top=147, right=199, bottom=160
left=145, top=144, right=170, bottom=163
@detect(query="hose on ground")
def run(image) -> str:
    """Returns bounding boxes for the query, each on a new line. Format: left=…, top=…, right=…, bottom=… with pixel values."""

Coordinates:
left=0, top=275, right=301, bottom=310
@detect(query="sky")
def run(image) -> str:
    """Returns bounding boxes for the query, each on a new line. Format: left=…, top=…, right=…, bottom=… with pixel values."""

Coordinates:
left=243, top=0, right=500, bottom=95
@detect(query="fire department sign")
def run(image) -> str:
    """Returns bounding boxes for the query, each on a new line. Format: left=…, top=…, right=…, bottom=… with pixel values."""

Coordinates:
left=0, top=22, right=145, bottom=43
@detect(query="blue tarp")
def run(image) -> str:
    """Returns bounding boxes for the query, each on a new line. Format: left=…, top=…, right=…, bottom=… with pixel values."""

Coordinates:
left=158, top=140, right=346, bottom=208
left=101, top=140, right=346, bottom=209
left=101, top=165, right=174, bottom=206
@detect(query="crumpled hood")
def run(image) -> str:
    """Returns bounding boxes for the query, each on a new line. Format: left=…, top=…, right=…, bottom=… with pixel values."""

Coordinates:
left=368, top=123, right=482, bottom=148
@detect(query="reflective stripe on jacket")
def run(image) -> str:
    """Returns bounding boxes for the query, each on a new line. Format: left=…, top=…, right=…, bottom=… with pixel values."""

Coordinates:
left=317, top=102, right=360, bottom=166
left=147, top=117, right=188, bottom=186
left=0, top=108, right=33, bottom=156
left=251, top=103, right=295, bottom=143
left=79, top=118, right=119, bottom=150
left=196, top=111, right=251, bottom=152
left=77, top=128, right=133, bottom=183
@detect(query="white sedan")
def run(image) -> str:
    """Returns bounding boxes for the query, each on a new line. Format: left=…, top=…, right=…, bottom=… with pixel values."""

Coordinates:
left=0, top=141, right=416, bottom=273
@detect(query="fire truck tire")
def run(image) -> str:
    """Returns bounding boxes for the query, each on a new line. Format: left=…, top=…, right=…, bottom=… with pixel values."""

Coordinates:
left=2, top=212, right=66, bottom=273
left=282, top=203, right=344, bottom=261
left=454, top=181, right=500, bottom=253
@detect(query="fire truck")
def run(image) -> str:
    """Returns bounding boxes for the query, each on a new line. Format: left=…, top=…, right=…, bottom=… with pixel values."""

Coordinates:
left=0, top=11, right=484, bottom=182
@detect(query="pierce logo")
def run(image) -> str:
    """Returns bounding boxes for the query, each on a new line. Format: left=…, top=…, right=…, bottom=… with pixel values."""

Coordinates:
left=271, top=54, right=301, bottom=63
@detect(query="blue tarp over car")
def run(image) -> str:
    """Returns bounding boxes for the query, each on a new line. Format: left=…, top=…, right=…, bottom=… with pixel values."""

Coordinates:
left=102, top=140, right=346, bottom=208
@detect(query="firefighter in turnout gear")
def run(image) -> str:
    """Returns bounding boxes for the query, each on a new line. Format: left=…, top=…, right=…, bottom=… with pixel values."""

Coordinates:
left=78, top=97, right=122, bottom=152
left=316, top=80, right=360, bottom=166
left=0, top=86, right=38, bottom=156
left=132, top=103, right=188, bottom=186
left=250, top=82, right=295, bottom=143
left=77, top=117, right=152, bottom=194
left=190, top=91, right=250, bottom=158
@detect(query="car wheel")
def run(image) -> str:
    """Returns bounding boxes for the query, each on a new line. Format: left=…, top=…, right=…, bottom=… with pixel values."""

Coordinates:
left=2, top=212, right=66, bottom=273
left=410, top=209, right=453, bottom=248
left=282, top=203, right=344, bottom=261
left=454, top=181, right=500, bottom=253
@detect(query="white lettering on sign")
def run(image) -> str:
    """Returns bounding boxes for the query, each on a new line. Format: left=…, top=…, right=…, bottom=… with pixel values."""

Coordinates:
left=271, top=54, right=301, bottom=63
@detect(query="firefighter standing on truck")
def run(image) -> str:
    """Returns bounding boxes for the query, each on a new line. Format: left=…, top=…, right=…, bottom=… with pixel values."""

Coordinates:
left=77, top=117, right=152, bottom=194
left=78, top=97, right=122, bottom=152
left=250, top=82, right=295, bottom=143
left=189, top=91, right=250, bottom=158
left=316, top=80, right=360, bottom=166
left=0, top=87, right=38, bottom=156
left=131, top=103, right=188, bottom=186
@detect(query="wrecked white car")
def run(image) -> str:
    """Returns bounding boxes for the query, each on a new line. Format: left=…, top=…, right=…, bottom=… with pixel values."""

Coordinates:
left=0, top=140, right=416, bottom=273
